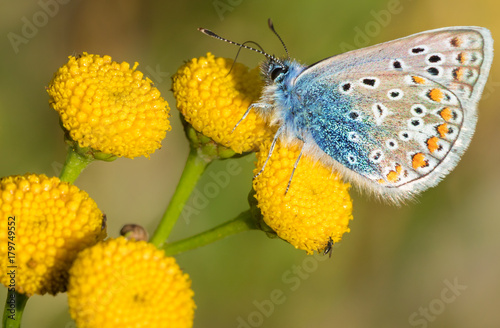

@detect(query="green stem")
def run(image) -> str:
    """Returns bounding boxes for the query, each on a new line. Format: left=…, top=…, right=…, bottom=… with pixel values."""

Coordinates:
left=59, top=147, right=94, bottom=183
left=149, top=148, right=211, bottom=248
left=163, top=209, right=257, bottom=256
left=2, top=290, right=28, bottom=328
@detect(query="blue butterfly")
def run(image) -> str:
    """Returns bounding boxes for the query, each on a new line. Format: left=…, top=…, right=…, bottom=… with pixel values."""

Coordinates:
left=199, top=20, right=493, bottom=203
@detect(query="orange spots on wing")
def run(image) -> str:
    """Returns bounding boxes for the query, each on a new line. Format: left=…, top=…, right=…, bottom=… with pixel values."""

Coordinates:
left=387, top=171, right=398, bottom=182
left=457, top=52, right=467, bottom=64
left=453, top=67, right=465, bottom=81
left=440, top=107, right=453, bottom=121
left=427, top=136, right=439, bottom=153
left=428, top=88, right=444, bottom=102
left=412, top=76, right=426, bottom=84
left=386, top=165, right=403, bottom=182
left=437, top=123, right=448, bottom=137
left=450, top=36, right=462, bottom=47
left=412, top=153, right=428, bottom=169
left=377, top=179, right=386, bottom=184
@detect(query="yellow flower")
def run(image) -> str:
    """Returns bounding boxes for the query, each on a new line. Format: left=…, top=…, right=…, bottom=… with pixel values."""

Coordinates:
left=172, top=52, right=274, bottom=153
left=47, top=53, right=170, bottom=159
left=68, top=237, right=195, bottom=328
left=0, top=174, right=106, bottom=295
left=253, top=141, right=353, bottom=254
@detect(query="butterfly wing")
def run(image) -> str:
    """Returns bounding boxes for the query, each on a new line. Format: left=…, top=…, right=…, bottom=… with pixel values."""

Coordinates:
left=294, top=27, right=493, bottom=202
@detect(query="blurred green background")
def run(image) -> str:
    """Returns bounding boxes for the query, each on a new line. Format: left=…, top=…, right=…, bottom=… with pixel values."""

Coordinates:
left=1, top=0, right=500, bottom=327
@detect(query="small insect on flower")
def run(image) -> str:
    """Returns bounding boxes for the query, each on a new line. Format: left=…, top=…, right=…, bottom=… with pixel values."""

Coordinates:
left=199, top=19, right=493, bottom=204
left=323, top=237, right=334, bottom=258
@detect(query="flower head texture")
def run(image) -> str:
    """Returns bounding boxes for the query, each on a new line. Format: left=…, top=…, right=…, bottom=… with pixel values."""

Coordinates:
left=172, top=53, right=274, bottom=153
left=68, top=237, right=195, bottom=328
left=0, top=174, right=106, bottom=295
left=253, top=141, right=353, bottom=254
left=47, top=53, right=171, bottom=158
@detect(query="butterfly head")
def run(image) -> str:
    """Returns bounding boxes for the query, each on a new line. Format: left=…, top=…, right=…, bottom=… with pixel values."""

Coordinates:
left=262, top=58, right=289, bottom=84
left=261, top=57, right=305, bottom=90
left=199, top=19, right=296, bottom=87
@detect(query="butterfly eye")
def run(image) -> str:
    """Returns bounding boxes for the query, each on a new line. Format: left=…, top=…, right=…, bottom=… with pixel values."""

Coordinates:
left=270, top=66, right=288, bottom=81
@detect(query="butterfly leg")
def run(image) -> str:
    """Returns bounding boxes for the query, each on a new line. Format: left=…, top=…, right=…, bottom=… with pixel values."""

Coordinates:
left=254, top=125, right=283, bottom=179
left=232, top=103, right=273, bottom=133
left=232, top=104, right=254, bottom=133
left=285, top=145, right=303, bottom=194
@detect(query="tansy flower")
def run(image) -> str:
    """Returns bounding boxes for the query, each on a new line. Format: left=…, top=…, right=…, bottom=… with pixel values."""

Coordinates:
left=68, top=237, right=195, bottom=328
left=253, top=141, right=353, bottom=254
left=47, top=52, right=170, bottom=159
left=172, top=52, right=274, bottom=154
left=0, top=174, right=106, bottom=295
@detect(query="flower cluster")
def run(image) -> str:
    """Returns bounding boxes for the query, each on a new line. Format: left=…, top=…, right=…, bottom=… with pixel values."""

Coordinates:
left=1, top=53, right=196, bottom=326
left=173, top=53, right=354, bottom=253
left=0, top=47, right=355, bottom=327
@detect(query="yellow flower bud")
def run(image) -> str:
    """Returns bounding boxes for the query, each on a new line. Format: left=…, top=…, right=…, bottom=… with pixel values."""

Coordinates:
left=0, top=174, right=106, bottom=295
left=172, top=53, right=274, bottom=153
left=68, top=237, right=195, bottom=328
left=47, top=53, right=171, bottom=159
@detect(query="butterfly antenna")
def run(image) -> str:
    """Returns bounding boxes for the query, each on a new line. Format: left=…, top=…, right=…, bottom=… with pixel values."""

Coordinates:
left=228, top=41, right=267, bottom=75
left=267, top=18, right=289, bottom=59
left=198, top=28, right=280, bottom=63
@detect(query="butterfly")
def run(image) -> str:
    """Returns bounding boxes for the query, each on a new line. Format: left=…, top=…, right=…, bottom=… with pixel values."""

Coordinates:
left=199, top=20, right=493, bottom=203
